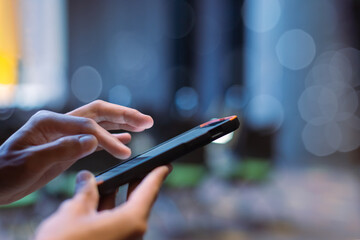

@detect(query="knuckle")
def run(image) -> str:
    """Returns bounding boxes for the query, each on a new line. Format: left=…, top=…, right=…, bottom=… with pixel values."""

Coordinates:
left=91, top=100, right=106, bottom=117
left=129, top=108, right=140, bottom=115
left=80, top=117, right=97, bottom=130
left=30, top=110, right=53, bottom=124
left=91, top=99, right=105, bottom=108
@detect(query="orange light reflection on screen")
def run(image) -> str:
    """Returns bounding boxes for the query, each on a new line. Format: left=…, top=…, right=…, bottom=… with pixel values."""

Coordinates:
left=0, top=0, right=18, bottom=106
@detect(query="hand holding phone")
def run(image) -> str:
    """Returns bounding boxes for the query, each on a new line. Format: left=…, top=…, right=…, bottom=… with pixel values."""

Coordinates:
left=96, top=116, right=240, bottom=195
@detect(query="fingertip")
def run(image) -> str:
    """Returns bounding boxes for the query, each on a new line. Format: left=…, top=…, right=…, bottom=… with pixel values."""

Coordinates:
left=79, top=134, right=98, bottom=152
left=75, top=170, right=95, bottom=193
left=151, top=165, right=173, bottom=179
left=165, top=164, right=173, bottom=173
left=162, top=164, right=173, bottom=177
left=118, top=133, right=131, bottom=144
left=114, top=146, right=131, bottom=159
left=143, top=115, right=154, bottom=129
left=76, top=170, right=94, bottom=184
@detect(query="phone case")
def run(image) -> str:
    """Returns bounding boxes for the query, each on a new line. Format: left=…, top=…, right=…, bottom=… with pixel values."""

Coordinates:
left=96, top=115, right=240, bottom=195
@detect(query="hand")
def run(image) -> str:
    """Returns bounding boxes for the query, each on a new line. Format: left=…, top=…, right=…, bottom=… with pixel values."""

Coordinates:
left=0, top=100, right=153, bottom=204
left=35, top=165, right=172, bottom=240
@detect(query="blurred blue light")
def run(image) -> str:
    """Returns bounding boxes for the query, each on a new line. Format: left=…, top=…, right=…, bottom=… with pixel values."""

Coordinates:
left=71, top=66, right=103, bottom=103
left=247, top=94, right=284, bottom=131
left=108, top=85, right=132, bottom=107
left=225, top=85, right=246, bottom=110
left=175, top=87, right=199, bottom=111
left=276, top=29, right=316, bottom=70
left=242, top=0, right=281, bottom=33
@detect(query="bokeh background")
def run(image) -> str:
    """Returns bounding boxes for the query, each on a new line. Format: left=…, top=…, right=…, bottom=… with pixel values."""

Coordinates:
left=1, top=0, right=360, bottom=239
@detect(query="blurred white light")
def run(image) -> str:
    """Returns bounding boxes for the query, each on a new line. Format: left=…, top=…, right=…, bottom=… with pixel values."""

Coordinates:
left=276, top=29, right=316, bottom=70
left=344, top=115, right=360, bottom=131
left=212, top=132, right=234, bottom=144
left=338, top=48, right=360, bottom=87
left=108, top=85, right=132, bottom=107
left=330, top=50, right=352, bottom=84
left=0, top=84, right=15, bottom=107
left=305, top=63, right=342, bottom=88
left=247, top=94, right=284, bottom=131
left=302, top=123, right=341, bottom=157
left=71, top=66, right=102, bottom=103
left=242, top=0, right=281, bottom=33
left=175, top=87, right=199, bottom=111
left=336, top=121, right=360, bottom=153
left=327, top=81, right=358, bottom=121
left=298, top=86, right=338, bottom=125
left=15, top=83, right=53, bottom=110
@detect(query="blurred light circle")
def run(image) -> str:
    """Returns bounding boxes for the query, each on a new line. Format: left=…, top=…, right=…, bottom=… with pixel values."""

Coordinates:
left=276, top=29, right=316, bottom=70
left=108, top=85, right=132, bottom=107
left=247, top=94, right=284, bottom=131
left=327, top=81, right=358, bottom=121
left=298, top=86, right=338, bottom=125
left=330, top=48, right=360, bottom=87
left=225, top=85, right=247, bottom=110
left=0, top=108, right=14, bottom=120
left=302, top=123, right=341, bottom=157
left=242, top=0, right=281, bottom=33
left=314, top=50, right=336, bottom=65
left=165, top=0, right=194, bottom=39
left=336, top=121, right=360, bottom=152
left=304, top=63, right=342, bottom=88
left=340, top=48, right=360, bottom=87
left=71, top=66, right=102, bottom=103
left=344, top=115, right=360, bottom=131
left=175, top=87, right=198, bottom=111
left=330, top=50, right=353, bottom=84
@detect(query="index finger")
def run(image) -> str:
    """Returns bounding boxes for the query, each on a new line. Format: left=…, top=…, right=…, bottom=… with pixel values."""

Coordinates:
left=67, top=100, right=154, bottom=131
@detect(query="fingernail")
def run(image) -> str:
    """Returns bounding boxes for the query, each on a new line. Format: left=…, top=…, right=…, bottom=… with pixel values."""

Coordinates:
left=116, top=147, right=131, bottom=159
left=79, top=134, right=95, bottom=146
left=167, top=164, right=173, bottom=173
left=75, top=170, right=93, bottom=192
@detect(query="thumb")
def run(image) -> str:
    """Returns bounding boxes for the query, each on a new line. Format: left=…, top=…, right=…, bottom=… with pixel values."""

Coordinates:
left=72, top=170, right=99, bottom=212
left=34, top=134, right=98, bottom=164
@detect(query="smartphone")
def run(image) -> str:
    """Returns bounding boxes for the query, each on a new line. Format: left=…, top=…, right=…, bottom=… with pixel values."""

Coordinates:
left=96, top=115, right=240, bottom=195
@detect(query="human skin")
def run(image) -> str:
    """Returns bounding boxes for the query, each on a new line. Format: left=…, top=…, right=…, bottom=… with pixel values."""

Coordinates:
left=35, top=165, right=172, bottom=240
left=0, top=100, right=154, bottom=204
